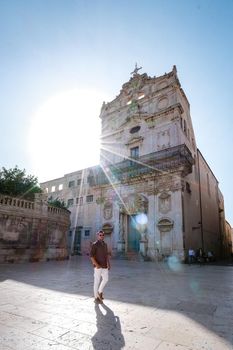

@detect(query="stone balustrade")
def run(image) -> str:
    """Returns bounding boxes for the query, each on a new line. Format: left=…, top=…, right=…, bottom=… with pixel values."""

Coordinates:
left=0, top=193, right=71, bottom=263
left=0, top=195, right=35, bottom=210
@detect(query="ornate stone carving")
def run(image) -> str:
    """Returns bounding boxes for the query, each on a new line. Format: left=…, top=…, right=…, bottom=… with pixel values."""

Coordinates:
left=125, top=136, right=143, bottom=146
left=158, top=192, right=171, bottom=214
left=103, top=202, right=113, bottom=220
left=157, top=96, right=169, bottom=110
left=157, top=218, right=174, bottom=232
left=156, top=175, right=173, bottom=192
left=170, top=179, right=183, bottom=192
left=119, top=193, right=148, bottom=215
left=146, top=182, right=158, bottom=195
left=157, top=129, right=171, bottom=150
left=0, top=216, right=29, bottom=242
left=96, top=197, right=105, bottom=205
left=102, top=222, right=113, bottom=234
left=157, top=80, right=168, bottom=90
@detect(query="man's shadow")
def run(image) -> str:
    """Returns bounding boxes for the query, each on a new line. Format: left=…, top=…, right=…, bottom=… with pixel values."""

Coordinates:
left=91, top=302, right=125, bottom=350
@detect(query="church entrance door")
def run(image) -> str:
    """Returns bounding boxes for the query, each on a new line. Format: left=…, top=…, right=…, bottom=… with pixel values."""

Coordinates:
left=127, top=215, right=140, bottom=252
left=74, top=227, right=82, bottom=255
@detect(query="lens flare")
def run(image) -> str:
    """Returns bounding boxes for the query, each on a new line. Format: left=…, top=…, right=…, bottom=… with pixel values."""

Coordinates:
left=135, top=213, right=148, bottom=225
left=132, top=213, right=148, bottom=233
left=167, top=255, right=183, bottom=272
left=190, top=280, right=199, bottom=293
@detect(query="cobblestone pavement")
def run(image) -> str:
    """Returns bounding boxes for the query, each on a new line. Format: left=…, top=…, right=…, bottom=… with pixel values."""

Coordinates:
left=0, top=256, right=232, bottom=350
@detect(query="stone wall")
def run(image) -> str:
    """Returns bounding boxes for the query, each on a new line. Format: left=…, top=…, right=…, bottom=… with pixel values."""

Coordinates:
left=0, top=193, right=70, bottom=263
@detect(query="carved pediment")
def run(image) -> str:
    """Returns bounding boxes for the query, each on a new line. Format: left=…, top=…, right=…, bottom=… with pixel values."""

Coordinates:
left=119, top=114, right=141, bottom=128
left=103, top=202, right=113, bottom=220
left=102, top=222, right=113, bottom=234
left=157, top=218, right=174, bottom=232
left=125, top=136, right=144, bottom=146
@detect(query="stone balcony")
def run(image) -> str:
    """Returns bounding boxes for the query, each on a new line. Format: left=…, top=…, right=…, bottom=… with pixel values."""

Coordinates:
left=90, top=144, right=194, bottom=186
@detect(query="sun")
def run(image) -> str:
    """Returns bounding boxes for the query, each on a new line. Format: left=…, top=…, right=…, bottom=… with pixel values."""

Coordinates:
left=28, top=89, right=109, bottom=182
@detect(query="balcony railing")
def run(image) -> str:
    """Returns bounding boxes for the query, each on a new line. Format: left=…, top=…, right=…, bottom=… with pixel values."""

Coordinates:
left=91, top=144, right=194, bottom=186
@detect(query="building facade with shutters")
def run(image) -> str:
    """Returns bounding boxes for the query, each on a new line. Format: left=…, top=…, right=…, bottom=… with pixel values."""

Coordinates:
left=40, top=66, right=229, bottom=261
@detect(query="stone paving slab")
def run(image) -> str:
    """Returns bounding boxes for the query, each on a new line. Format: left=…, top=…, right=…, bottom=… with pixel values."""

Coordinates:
left=0, top=257, right=233, bottom=349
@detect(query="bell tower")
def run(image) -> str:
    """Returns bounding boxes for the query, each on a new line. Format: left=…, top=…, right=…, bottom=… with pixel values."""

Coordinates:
left=100, top=65, right=197, bottom=170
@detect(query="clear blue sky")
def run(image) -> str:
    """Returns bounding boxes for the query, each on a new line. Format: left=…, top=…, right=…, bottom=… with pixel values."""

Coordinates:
left=0, top=0, right=232, bottom=226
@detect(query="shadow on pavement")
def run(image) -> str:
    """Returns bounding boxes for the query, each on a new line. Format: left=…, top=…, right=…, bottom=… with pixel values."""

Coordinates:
left=0, top=255, right=232, bottom=347
left=91, top=303, right=125, bottom=349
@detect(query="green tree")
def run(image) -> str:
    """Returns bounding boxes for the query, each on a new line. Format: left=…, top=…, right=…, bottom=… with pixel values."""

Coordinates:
left=0, top=166, right=42, bottom=199
left=48, top=196, right=67, bottom=209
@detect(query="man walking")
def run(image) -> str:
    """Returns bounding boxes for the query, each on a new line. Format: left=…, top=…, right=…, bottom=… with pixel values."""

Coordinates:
left=188, top=248, right=195, bottom=265
left=90, top=230, right=110, bottom=303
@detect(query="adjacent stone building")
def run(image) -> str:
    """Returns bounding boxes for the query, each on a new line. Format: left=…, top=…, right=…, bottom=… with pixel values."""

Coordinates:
left=225, top=220, right=233, bottom=259
left=40, top=65, right=230, bottom=261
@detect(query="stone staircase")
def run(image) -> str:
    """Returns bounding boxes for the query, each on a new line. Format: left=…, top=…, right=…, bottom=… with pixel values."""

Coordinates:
left=114, top=251, right=145, bottom=261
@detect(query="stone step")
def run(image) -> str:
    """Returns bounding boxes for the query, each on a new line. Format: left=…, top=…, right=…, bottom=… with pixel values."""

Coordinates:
left=114, top=251, right=144, bottom=261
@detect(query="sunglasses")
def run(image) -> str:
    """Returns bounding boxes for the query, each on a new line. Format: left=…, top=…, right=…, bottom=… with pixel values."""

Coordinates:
left=99, top=233, right=104, bottom=236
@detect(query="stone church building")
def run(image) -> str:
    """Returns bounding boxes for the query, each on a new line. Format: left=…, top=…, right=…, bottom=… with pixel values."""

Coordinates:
left=41, top=65, right=228, bottom=261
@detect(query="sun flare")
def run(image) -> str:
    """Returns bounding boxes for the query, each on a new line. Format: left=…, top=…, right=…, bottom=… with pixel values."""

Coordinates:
left=28, top=89, right=109, bottom=182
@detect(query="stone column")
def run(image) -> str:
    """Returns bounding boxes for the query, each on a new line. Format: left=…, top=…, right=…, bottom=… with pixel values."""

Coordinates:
left=139, top=230, right=148, bottom=257
left=117, top=211, right=125, bottom=252
left=140, top=240, right=148, bottom=256
left=70, top=227, right=76, bottom=255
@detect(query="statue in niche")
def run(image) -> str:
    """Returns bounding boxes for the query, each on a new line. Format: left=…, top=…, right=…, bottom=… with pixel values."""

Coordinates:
left=158, top=192, right=171, bottom=214
left=103, top=202, right=113, bottom=220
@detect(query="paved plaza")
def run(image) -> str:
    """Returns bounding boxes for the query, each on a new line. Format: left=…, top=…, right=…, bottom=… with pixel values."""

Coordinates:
left=0, top=256, right=232, bottom=350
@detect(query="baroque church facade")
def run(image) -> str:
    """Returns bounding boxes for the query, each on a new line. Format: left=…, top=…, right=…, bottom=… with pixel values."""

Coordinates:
left=41, top=65, right=228, bottom=261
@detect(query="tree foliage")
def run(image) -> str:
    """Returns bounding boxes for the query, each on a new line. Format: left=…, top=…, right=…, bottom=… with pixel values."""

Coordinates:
left=0, top=166, right=42, bottom=199
left=48, top=196, right=67, bottom=209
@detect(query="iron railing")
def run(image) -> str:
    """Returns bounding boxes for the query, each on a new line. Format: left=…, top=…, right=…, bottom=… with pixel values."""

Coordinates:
left=91, top=144, right=194, bottom=186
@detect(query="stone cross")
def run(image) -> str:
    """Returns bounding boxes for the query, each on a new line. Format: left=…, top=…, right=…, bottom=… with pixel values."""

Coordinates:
left=131, top=63, right=142, bottom=76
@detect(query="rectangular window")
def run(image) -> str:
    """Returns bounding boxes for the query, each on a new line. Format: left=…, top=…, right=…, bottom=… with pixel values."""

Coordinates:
left=76, top=197, right=83, bottom=205
left=130, top=146, right=139, bottom=159
left=77, top=179, right=81, bottom=186
left=51, top=186, right=56, bottom=192
left=68, top=180, right=75, bottom=188
left=58, top=184, right=63, bottom=190
left=87, top=176, right=95, bottom=185
left=67, top=198, right=74, bottom=207
left=84, top=229, right=90, bottom=237
left=86, top=195, right=93, bottom=203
